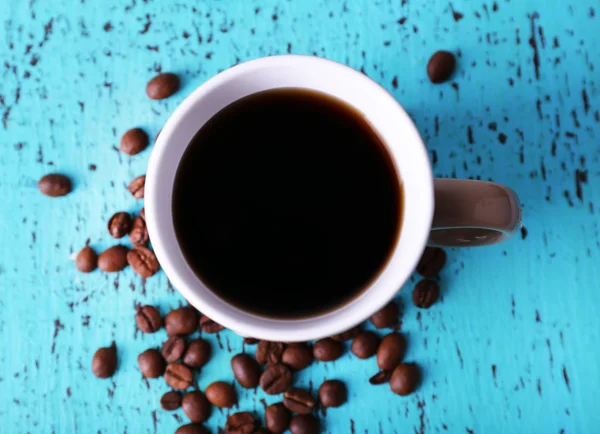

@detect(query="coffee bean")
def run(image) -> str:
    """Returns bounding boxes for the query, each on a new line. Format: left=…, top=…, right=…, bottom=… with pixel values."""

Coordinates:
left=164, top=363, right=193, bottom=389
left=225, top=412, right=258, bottom=434
left=162, top=336, right=186, bottom=363
left=91, top=342, right=117, bottom=378
left=368, top=370, right=392, bottom=385
left=107, top=212, right=132, bottom=238
left=129, top=216, right=149, bottom=246
left=412, top=279, right=440, bottom=308
left=313, top=338, right=343, bottom=362
left=160, top=390, right=182, bottom=411
left=243, top=337, right=259, bottom=345
left=140, top=207, right=146, bottom=221
left=135, top=305, right=162, bottom=333
left=416, top=247, right=446, bottom=277
left=183, top=338, right=211, bottom=368
left=138, top=349, right=165, bottom=378
left=205, top=381, right=237, bottom=408
left=289, top=414, right=319, bottom=434
left=390, top=363, right=420, bottom=396
left=165, top=307, right=198, bottom=336
left=175, top=423, right=210, bottom=434
left=427, top=50, right=456, bottom=84
left=331, top=325, right=361, bottom=341
left=377, top=332, right=406, bottom=371
left=260, top=364, right=292, bottom=395
left=76, top=246, right=97, bottom=273
left=146, top=72, right=180, bottom=100
left=282, top=343, right=313, bottom=370
left=120, top=128, right=149, bottom=156
left=199, top=314, right=224, bottom=333
left=256, top=341, right=284, bottom=365
left=182, top=390, right=211, bottom=423
left=231, top=353, right=261, bottom=388
left=318, top=380, right=346, bottom=408
left=127, top=246, right=159, bottom=278
left=127, top=175, right=146, bottom=199
left=370, top=301, right=399, bottom=329
left=265, top=403, right=290, bottom=433
left=38, top=173, right=72, bottom=197
left=98, top=245, right=129, bottom=272
left=283, top=388, right=315, bottom=415
left=351, top=331, right=380, bottom=359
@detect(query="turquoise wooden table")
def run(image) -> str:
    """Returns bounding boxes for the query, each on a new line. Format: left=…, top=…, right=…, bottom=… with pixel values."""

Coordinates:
left=1, top=0, right=599, bottom=432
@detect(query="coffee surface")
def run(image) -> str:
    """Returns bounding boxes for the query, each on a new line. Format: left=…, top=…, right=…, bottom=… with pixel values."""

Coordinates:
left=172, top=88, right=401, bottom=318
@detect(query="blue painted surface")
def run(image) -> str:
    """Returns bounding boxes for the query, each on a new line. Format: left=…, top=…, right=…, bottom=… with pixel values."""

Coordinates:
left=1, top=0, right=599, bottom=433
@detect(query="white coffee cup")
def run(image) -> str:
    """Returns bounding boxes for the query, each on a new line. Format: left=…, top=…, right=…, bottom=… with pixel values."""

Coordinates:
left=146, top=55, right=521, bottom=342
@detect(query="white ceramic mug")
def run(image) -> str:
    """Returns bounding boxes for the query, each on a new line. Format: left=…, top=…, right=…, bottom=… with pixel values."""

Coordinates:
left=146, top=55, right=521, bottom=342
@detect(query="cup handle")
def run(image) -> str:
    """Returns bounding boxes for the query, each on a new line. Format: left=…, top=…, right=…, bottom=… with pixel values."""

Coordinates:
left=429, top=179, right=522, bottom=247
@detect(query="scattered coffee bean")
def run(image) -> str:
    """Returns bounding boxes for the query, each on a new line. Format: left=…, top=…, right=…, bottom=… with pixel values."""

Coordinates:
left=225, top=411, right=258, bottom=434
left=38, top=173, right=72, bottom=197
left=256, top=341, right=284, bottom=365
left=91, top=342, right=117, bottom=379
left=138, top=349, right=165, bottom=378
left=135, top=305, right=162, bottom=333
left=412, top=279, right=440, bottom=308
left=175, top=423, right=210, bottom=434
left=140, top=207, right=146, bottom=221
left=129, top=216, right=149, bottom=246
left=162, top=335, right=186, bottom=363
left=97, top=245, right=129, bottom=272
left=107, top=212, right=132, bottom=238
left=127, top=246, right=159, bottom=278
left=76, top=246, right=97, bottom=273
left=231, top=353, right=261, bottom=388
left=416, top=247, right=446, bottom=277
left=351, top=331, right=380, bottom=359
left=331, top=325, right=361, bottom=341
left=160, top=390, right=182, bottom=411
left=260, top=364, right=293, bottom=395
left=283, top=388, right=315, bottom=415
left=146, top=72, right=180, bottom=100
left=243, top=337, right=259, bottom=345
left=377, top=332, right=406, bottom=371
left=182, top=390, right=211, bottom=423
left=319, top=380, right=346, bottom=408
left=199, top=314, right=224, bottom=333
left=120, top=128, right=149, bottom=156
left=165, top=307, right=198, bottom=336
left=369, top=370, right=392, bottom=385
left=282, top=343, right=313, bottom=370
left=390, top=363, right=420, bottom=396
left=370, top=301, right=399, bottom=329
left=313, top=338, right=343, bottom=362
left=289, top=414, right=319, bottom=434
left=127, top=175, right=146, bottom=199
left=427, top=50, right=456, bottom=84
left=183, top=338, right=211, bottom=368
left=205, top=381, right=237, bottom=408
left=164, top=363, right=193, bottom=389
left=265, top=403, right=290, bottom=434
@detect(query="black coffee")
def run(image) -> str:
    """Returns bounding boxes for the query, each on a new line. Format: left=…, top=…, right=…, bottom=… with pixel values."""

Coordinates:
left=172, top=88, right=402, bottom=319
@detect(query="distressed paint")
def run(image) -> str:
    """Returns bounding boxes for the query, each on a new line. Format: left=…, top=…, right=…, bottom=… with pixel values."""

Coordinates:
left=1, top=0, right=599, bottom=433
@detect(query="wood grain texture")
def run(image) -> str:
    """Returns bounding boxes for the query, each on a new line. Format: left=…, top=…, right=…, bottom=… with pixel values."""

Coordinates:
left=1, top=0, right=598, bottom=433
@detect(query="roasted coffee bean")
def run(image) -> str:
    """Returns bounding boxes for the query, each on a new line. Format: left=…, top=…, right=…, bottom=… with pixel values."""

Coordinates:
left=129, top=216, right=149, bottom=246
left=127, top=246, right=159, bottom=278
left=427, top=50, right=456, bottom=84
left=282, top=343, right=313, bottom=370
left=135, top=305, right=162, bottom=333
left=91, top=342, right=117, bottom=378
left=127, top=175, right=146, bottom=199
left=351, top=331, right=380, bottom=359
left=390, top=363, right=420, bottom=396
left=138, top=349, right=165, bottom=378
left=160, top=390, right=182, bottom=411
left=183, top=338, right=211, bottom=368
left=313, top=338, right=343, bottom=362
left=260, top=364, right=292, bottom=395
left=289, top=414, right=319, bottom=434
left=318, top=380, right=346, bottom=408
left=225, top=412, right=258, bottom=434
left=256, top=341, right=284, bottom=365
left=140, top=207, right=146, bottom=221
left=98, top=245, right=129, bottom=272
left=331, top=325, right=361, bottom=341
left=416, top=247, right=446, bottom=277
left=369, top=370, right=392, bottom=385
left=76, top=246, right=97, bottom=273
left=146, top=72, right=180, bottom=100
left=162, top=336, right=186, bottom=363
left=107, top=212, right=132, bottom=238
left=199, top=315, right=224, bottom=333
left=412, top=279, right=440, bottom=308
left=265, top=403, right=290, bottom=434
left=38, top=173, right=72, bottom=197
left=164, top=363, right=193, bottom=389
left=165, top=307, right=198, bottom=336
left=377, top=332, right=406, bottom=371
left=370, top=301, right=399, bottom=329
left=120, top=128, right=149, bottom=156
left=283, top=388, right=315, bottom=415
left=231, top=353, right=261, bottom=388
left=205, top=381, right=237, bottom=408
left=182, top=390, right=211, bottom=423
left=175, top=423, right=210, bottom=434
left=244, top=337, right=259, bottom=345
